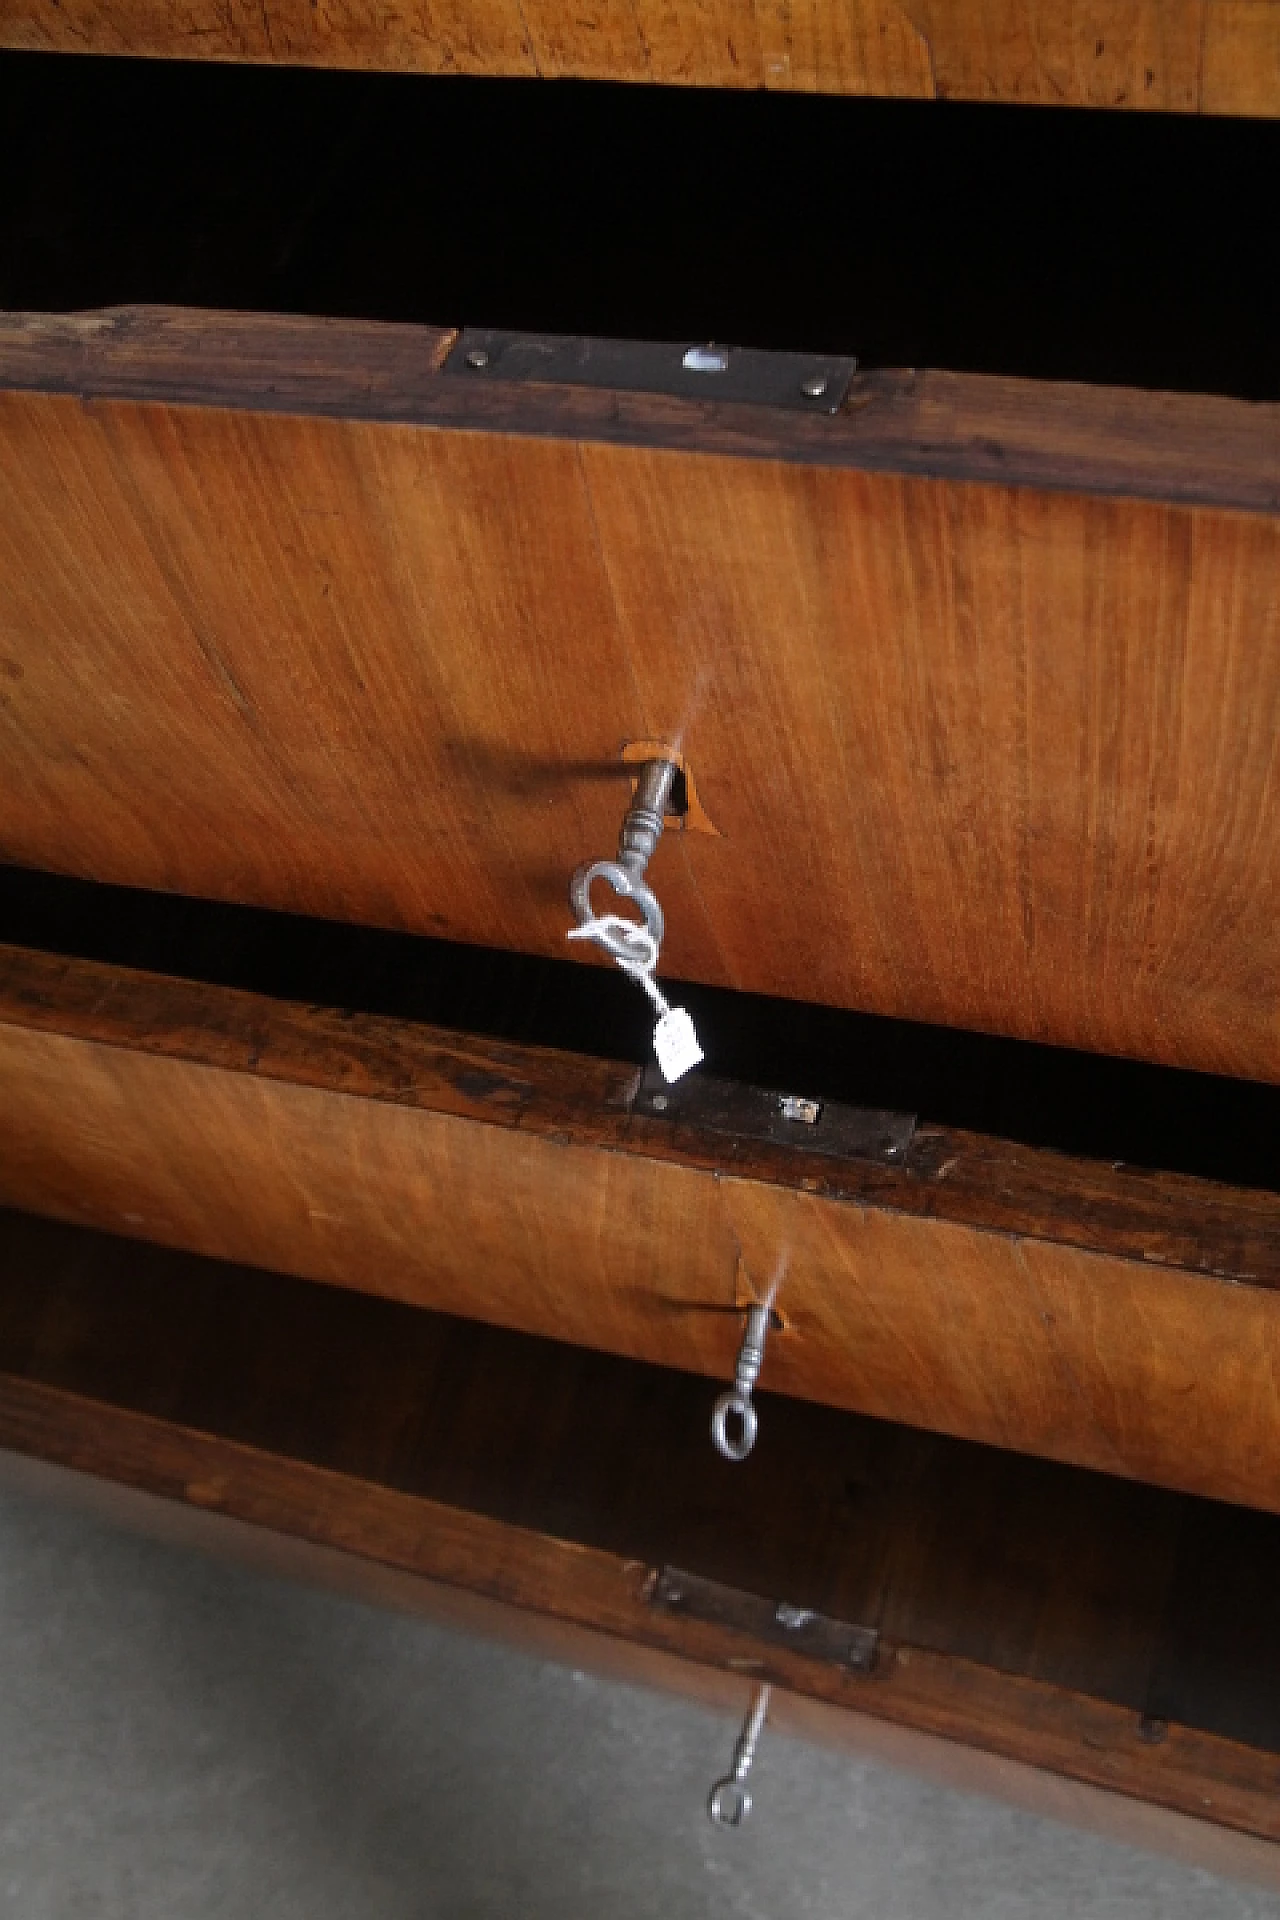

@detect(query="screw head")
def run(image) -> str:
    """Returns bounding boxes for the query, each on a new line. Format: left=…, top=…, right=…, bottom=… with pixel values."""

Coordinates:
left=801, top=373, right=829, bottom=398
left=465, top=348, right=491, bottom=370
left=651, top=1093, right=669, bottom=1112
left=683, top=343, right=731, bottom=374
left=774, top=1601, right=816, bottom=1631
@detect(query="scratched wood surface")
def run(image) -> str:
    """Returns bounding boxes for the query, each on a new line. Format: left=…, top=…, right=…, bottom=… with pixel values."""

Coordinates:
left=2, top=316, right=1279, bottom=1081
left=5, top=945, right=1280, bottom=1512
left=6, top=1209, right=1280, bottom=1864
left=1, top=0, right=1276, bottom=115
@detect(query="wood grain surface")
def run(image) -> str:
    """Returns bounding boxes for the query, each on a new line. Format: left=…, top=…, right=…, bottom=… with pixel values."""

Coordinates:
left=5, top=945, right=1280, bottom=1512
left=0, top=0, right=1276, bottom=116
left=6, top=1208, right=1280, bottom=1863
left=2, top=312, right=1279, bottom=1080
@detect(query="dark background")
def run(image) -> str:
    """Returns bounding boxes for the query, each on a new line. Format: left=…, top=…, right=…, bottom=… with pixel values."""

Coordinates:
left=1, top=50, right=1277, bottom=396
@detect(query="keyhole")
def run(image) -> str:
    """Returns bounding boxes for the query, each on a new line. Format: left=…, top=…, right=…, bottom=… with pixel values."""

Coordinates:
left=620, top=742, right=720, bottom=837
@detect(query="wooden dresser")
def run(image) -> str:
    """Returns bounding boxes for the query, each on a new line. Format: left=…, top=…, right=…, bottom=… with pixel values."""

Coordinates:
left=1, top=14, right=1278, bottom=1875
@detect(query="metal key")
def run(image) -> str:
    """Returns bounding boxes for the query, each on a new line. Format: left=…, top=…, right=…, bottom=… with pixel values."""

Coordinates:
left=568, top=758, right=676, bottom=962
left=711, top=1303, right=770, bottom=1462
left=708, top=1685, right=771, bottom=1828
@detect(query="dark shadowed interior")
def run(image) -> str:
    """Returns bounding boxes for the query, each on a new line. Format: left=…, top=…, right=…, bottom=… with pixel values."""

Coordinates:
left=1, top=50, right=1277, bottom=398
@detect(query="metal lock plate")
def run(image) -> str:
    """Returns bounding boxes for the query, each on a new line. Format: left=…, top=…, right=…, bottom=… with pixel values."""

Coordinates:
left=444, top=329, right=859, bottom=414
left=633, top=1064, right=916, bottom=1165
left=650, top=1566, right=879, bottom=1673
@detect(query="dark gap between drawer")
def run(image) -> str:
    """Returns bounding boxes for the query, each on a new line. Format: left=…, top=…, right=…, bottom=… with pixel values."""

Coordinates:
left=3, top=1205, right=1278, bottom=1756
left=2, top=861, right=1278, bottom=1194
left=0, top=51, right=1277, bottom=399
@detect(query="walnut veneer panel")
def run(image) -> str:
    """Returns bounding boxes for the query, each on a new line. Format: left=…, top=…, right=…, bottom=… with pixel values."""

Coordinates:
left=1, top=0, right=1276, bottom=116
left=4, top=946, right=1280, bottom=1512
left=2, top=347, right=1278, bottom=1080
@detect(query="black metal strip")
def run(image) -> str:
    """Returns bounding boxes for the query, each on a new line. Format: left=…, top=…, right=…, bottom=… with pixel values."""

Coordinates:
left=632, top=1064, right=915, bottom=1165
left=649, top=1566, right=879, bottom=1673
left=443, top=329, right=859, bottom=415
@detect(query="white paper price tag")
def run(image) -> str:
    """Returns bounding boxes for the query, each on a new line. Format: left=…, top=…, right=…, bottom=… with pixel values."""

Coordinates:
left=653, top=1006, right=704, bottom=1084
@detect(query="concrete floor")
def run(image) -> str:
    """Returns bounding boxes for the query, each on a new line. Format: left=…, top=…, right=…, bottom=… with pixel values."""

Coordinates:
left=2, top=1486, right=1279, bottom=1920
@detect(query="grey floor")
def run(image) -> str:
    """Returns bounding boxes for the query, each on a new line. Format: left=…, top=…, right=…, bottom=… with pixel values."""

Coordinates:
left=2, top=1486, right=1278, bottom=1920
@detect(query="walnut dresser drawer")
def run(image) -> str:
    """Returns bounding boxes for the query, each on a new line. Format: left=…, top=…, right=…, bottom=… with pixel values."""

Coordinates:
left=0, top=57, right=1278, bottom=1079
left=3, top=929, right=1280, bottom=1517
left=1, top=38, right=1279, bottom=1871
